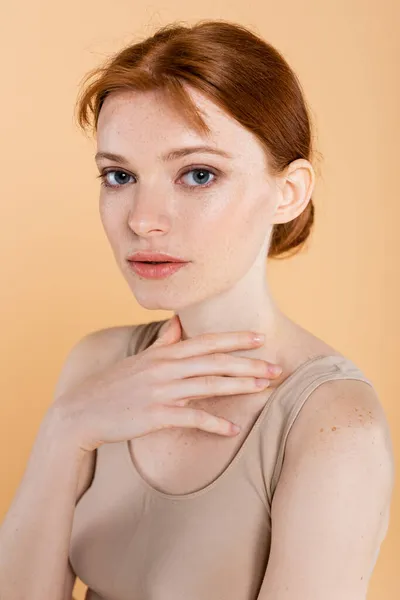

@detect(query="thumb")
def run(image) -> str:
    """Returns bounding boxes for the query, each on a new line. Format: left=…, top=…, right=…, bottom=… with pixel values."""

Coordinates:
left=152, top=315, right=182, bottom=347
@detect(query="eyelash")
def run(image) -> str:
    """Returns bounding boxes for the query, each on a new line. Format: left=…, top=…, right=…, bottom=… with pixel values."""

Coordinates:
left=96, top=166, right=219, bottom=192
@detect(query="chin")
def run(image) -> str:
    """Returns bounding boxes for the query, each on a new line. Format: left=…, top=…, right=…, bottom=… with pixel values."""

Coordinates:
left=131, top=283, right=217, bottom=313
left=128, top=285, right=191, bottom=312
left=123, top=262, right=235, bottom=311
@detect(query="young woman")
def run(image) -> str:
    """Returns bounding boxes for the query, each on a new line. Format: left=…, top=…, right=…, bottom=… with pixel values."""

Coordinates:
left=0, top=19, right=394, bottom=600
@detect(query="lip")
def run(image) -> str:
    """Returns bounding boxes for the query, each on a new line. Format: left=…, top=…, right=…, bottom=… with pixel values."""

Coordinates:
left=126, top=251, right=188, bottom=263
left=128, top=261, right=188, bottom=279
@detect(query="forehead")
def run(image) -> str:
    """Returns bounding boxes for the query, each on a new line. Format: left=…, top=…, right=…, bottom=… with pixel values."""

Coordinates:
left=96, top=87, right=266, bottom=164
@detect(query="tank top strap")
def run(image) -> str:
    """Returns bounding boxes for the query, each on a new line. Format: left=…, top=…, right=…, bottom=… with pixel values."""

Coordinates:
left=259, top=354, right=375, bottom=503
left=129, top=319, right=169, bottom=356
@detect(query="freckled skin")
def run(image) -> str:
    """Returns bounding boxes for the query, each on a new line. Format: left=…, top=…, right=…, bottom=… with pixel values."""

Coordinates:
left=94, top=85, right=318, bottom=371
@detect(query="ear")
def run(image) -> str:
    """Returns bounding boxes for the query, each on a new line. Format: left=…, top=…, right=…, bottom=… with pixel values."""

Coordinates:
left=273, top=159, right=315, bottom=224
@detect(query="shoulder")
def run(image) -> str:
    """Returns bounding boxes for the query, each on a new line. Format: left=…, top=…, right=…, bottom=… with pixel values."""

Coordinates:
left=69, top=318, right=171, bottom=367
left=52, top=324, right=142, bottom=505
left=75, top=323, right=136, bottom=363
left=53, top=324, right=138, bottom=400
left=260, top=376, right=395, bottom=598
left=286, top=376, right=393, bottom=456
left=281, top=376, right=395, bottom=516
left=87, top=323, right=137, bottom=355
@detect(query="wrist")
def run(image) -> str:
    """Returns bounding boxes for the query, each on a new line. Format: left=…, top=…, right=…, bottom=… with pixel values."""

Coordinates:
left=40, top=403, right=87, bottom=462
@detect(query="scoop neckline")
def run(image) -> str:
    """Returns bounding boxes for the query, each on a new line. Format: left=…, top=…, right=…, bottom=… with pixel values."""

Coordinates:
left=121, top=353, right=346, bottom=501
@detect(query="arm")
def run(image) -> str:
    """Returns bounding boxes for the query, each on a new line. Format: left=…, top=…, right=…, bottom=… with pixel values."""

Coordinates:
left=0, top=410, right=85, bottom=600
left=0, top=325, right=135, bottom=600
left=257, top=378, right=395, bottom=600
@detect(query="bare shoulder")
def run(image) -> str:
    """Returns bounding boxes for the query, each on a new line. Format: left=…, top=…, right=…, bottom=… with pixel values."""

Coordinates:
left=286, top=376, right=394, bottom=492
left=53, top=325, right=133, bottom=397
left=262, top=377, right=394, bottom=597
left=53, top=323, right=140, bottom=504
left=288, top=376, right=391, bottom=441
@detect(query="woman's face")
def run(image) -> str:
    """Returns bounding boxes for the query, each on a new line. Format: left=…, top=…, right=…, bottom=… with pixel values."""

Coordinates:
left=95, top=86, right=281, bottom=310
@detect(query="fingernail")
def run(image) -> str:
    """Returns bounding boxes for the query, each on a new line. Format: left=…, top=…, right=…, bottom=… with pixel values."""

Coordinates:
left=252, top=333, right=265, bottom=342
left=256, top=378, right=270, bottom=388
left=269, top=365, right=283, bottom=376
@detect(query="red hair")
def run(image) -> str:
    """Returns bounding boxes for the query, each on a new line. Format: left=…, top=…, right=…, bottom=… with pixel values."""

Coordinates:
left=75, top=19, right=318, bottom=258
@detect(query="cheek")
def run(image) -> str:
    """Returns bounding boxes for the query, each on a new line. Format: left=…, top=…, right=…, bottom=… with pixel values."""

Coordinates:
left=98, top=200, right=125, bottom=251
left=189, top=190, right=269, bottom=267
left=99, top=202, right=111, bottom=234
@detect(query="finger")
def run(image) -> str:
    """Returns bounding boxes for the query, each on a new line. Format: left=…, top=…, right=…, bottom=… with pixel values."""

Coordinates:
left=152, top=331, right=264, bottom=360
left=154, top=406, right=241, bottom=437
left=161, top=374, right=270, bottom=404
left=155, top=353, right=280, bottom=381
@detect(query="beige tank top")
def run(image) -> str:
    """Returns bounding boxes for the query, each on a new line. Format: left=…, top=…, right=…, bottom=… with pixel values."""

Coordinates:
left=69, top=319, right=375, bottom=600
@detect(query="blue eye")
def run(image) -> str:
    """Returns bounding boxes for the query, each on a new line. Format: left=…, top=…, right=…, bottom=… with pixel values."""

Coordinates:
left=97, top=170, right=133, bottom=189
left=97, top=167, right=218, bottom=191
left=180, top=168, right=216, bottom=188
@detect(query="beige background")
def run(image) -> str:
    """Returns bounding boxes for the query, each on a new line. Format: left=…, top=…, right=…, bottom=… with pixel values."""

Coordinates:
left=0, top=2, right=398, bottom=599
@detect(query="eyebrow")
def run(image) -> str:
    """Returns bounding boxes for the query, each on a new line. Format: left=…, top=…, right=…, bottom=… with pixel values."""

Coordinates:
left=95, top=145, right=233, bottom=165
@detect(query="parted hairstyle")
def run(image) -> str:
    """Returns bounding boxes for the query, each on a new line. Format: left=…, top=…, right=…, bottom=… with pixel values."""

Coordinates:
left=74, top=19, right=320, bottom=259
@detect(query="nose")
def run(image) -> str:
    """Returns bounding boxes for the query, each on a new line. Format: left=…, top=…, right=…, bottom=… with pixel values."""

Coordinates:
left=127, top=188, right=172, bottom=237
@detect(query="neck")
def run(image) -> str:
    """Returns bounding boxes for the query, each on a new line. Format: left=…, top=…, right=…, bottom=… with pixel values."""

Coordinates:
left=175, top=263, right=291, bottom=366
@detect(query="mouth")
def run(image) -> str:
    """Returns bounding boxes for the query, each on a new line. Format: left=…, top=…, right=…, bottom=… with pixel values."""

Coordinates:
left=127, top=260, right=189, bottom=279
left=126, top=251, right=188, bottom=263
